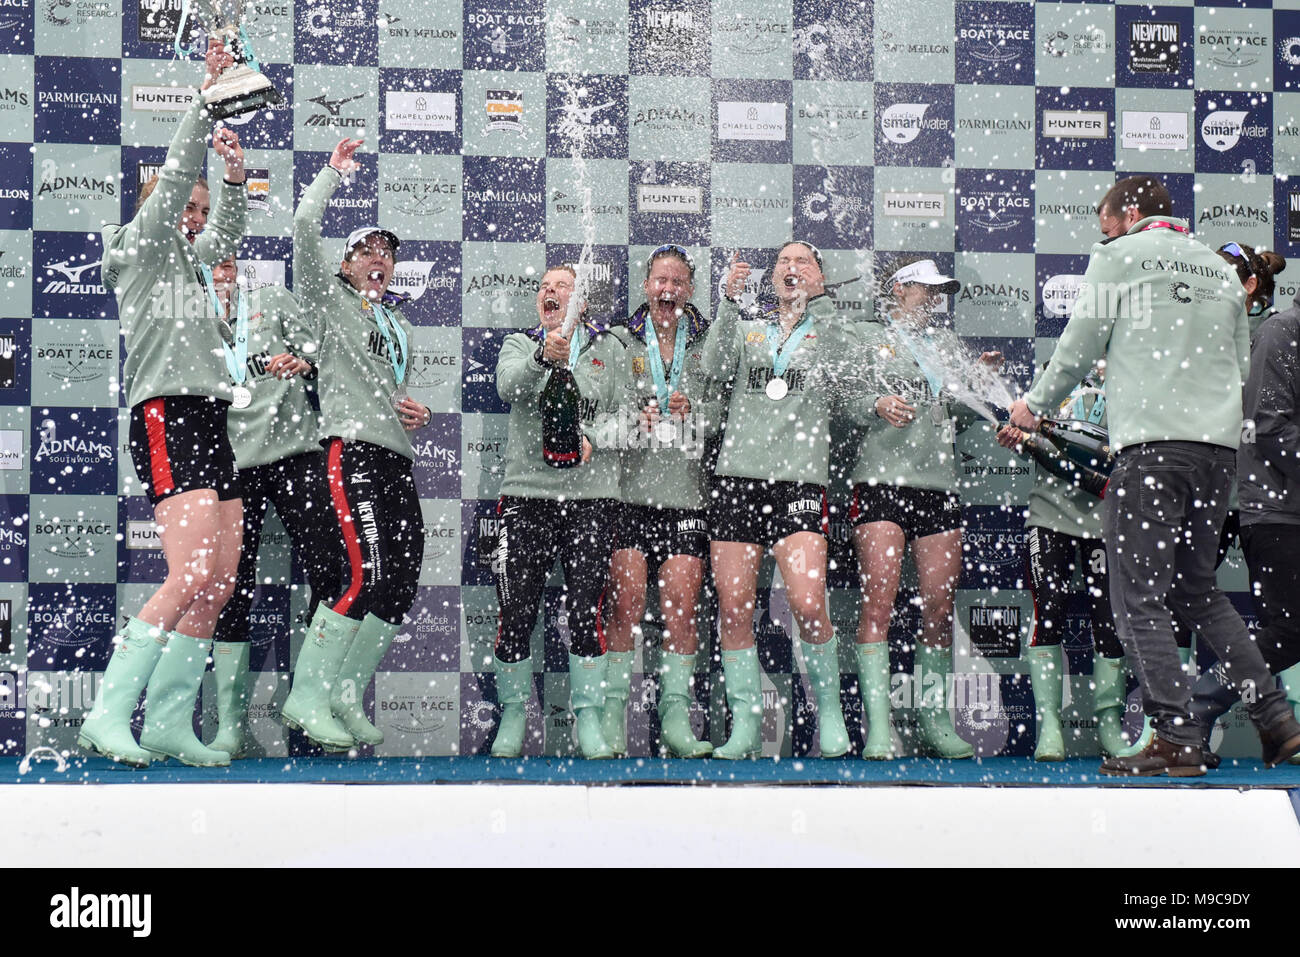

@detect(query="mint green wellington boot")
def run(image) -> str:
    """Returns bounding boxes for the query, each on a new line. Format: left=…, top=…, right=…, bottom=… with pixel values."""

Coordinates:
left=1114, top=647, right=1191, bottom=758
left=600, top=650, right=634, bottom=756
left=330, top=613, right=399, bottom=747
left=1092, top=653, right=1130, bottom=757
left=491, top=655, right=533, bottom=758
left=281, top=606, right=357, bottom=751
left=566, top=655, right=611, bottom=759
left=915, top=643, right=974, bottom=759
left=802, top=634, right=850, bottom=757
left=854, top=642, right=894, bottom=759
left=1279, top=664, right=1300, bottom=764
left=569, top=653, right=614, bottom=758
left=714, top=647, right=763, bottom=759
left=1027, top=645, right=1065, bottom=762
left=78, top=617, right=167, bottom=767
left=657, top=652, right=712, bottom=757
left=209, top=641, right=251, bottom=758
left=139, top=632, right=230, bottom=767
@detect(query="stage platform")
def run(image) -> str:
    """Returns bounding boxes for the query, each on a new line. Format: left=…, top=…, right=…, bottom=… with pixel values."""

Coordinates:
left=4, top=754, right=1299, bottom=789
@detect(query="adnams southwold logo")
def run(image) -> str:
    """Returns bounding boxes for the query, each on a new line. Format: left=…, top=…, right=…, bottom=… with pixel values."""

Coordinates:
left=0, top=85, right=29, bottom=113
left=35, top=417, right=112, bottom=465
left=632, top=104, right=708, bottom=134
left=1197, top=202, right=1270, bottom=227
left=36, top=161, right=117, bottom=203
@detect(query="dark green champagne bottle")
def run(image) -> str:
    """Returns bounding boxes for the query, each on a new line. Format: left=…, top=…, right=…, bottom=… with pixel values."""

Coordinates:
left=540, top=363, right=582, bottom=468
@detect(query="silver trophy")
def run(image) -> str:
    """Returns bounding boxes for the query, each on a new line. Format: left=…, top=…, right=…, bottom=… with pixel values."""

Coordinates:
left=191, top=0, right=283, bottom=120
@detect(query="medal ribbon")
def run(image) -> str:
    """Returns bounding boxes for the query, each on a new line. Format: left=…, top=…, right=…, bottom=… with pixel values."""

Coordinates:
left=1139, top=221, right=1189, bottom=234
left=365, top=294, right=407, bottom=386
left=767, top=317, right=813, bottom=385
left=199, top=264, right=248, bottom=385
left=1070, top=386, right=1107, bottom=425
left=643, top=316, right=688, bottom=406
left=891, top=323, right=945, bottom=399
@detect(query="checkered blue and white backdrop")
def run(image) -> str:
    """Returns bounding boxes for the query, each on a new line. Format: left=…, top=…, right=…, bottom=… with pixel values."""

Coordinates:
left=0, top=0, right=1295, bottom=763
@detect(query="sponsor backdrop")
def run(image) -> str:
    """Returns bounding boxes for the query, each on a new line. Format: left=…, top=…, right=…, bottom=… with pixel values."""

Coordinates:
left=0, top=0, right=1290, bottom=764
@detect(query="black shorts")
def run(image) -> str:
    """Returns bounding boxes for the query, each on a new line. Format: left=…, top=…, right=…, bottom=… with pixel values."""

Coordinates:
left=616, top=503, right=709, bottom=568
left=850, top=483, right=961, bottom=541
left=129, top=395, right=240, bottom=506
left=709, top=476, right=827, bottom=548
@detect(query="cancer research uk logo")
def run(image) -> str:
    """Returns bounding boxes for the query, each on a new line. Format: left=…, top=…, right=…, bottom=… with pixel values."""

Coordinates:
left=295, top=0, right=377, bottom=65
left=1196, top=93, right=1271, bottom=175
left=874, top=84, right=953, bottom=168
left=955, top=168, right=1033, bottom=253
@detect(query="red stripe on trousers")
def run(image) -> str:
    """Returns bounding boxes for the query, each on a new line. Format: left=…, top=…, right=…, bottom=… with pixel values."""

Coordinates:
left=820, top=490, right=830, bottom=538
left=595, top=587, right=607, bottom=655
left=144, top=398, right=175, bottom=498
left=327, top=438, right=365, bottom=616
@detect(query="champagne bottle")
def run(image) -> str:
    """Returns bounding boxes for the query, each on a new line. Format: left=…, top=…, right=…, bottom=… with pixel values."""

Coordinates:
left=540, top=362, right=582, bottom=469
left=1039, top=417, right=1113, bottom=472
left=1020, top=431, right=1110, bottom=499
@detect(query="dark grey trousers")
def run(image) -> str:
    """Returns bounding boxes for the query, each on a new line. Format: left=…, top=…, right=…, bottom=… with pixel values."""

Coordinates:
left=1103, top=441, right=1291, bottom=747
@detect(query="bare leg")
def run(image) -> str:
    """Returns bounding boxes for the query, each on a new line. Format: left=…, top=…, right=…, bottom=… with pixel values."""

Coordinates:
left=658, top=554, right=704, bottom=655
left=606, top=548, right=647, bottom=655
left=853, top=522, right=907, bottom=646
left=136, top=489, right=234, bottom=632
left=174, top=496, right=244, bottom=639
left=711, top=540, right=763, bottom=651
left=772, top=531, right=832, bottom=643
left=912, top=529, right=962, bottom=650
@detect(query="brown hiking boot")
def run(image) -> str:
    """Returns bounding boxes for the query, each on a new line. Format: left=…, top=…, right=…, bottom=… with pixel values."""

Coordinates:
left=1258, top=714, right=1300, bottom=768
left=1099, top=734, right=1207, bottom=777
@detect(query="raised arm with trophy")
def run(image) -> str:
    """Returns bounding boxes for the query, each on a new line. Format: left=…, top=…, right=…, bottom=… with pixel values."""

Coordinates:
left=176, top=0, right=284, bottom=120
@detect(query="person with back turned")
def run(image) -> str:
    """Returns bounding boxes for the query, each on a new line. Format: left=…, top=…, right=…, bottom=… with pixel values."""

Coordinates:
left=1009, top=175, right=1300, bottom=775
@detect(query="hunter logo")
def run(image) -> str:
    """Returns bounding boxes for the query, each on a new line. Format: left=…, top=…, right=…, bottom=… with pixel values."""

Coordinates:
left=130, top=84, right=196, bottom=112
left=636, top=184, right=702, bottom=214
left=386, top=91, right=456, bottom=132
left=1042, top=110, right=1108, bottom=139
left=307, top=92, right=367, bottom=128
left=485, top=89, right=523, bottom=134
left=1129, top=21, right=1179, bottom=73
left=882, top=192, right=945, bottom=217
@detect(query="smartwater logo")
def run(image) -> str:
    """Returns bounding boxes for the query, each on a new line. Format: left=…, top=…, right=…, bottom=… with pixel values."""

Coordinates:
left=50, top=887, right=151, bottom=937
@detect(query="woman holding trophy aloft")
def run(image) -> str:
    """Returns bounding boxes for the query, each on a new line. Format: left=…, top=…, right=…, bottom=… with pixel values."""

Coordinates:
left=79, top=39, right=248, bottom=767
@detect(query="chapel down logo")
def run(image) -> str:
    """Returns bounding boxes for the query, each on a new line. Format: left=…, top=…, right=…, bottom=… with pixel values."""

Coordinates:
left=50, top=887, right=152, bottom=937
